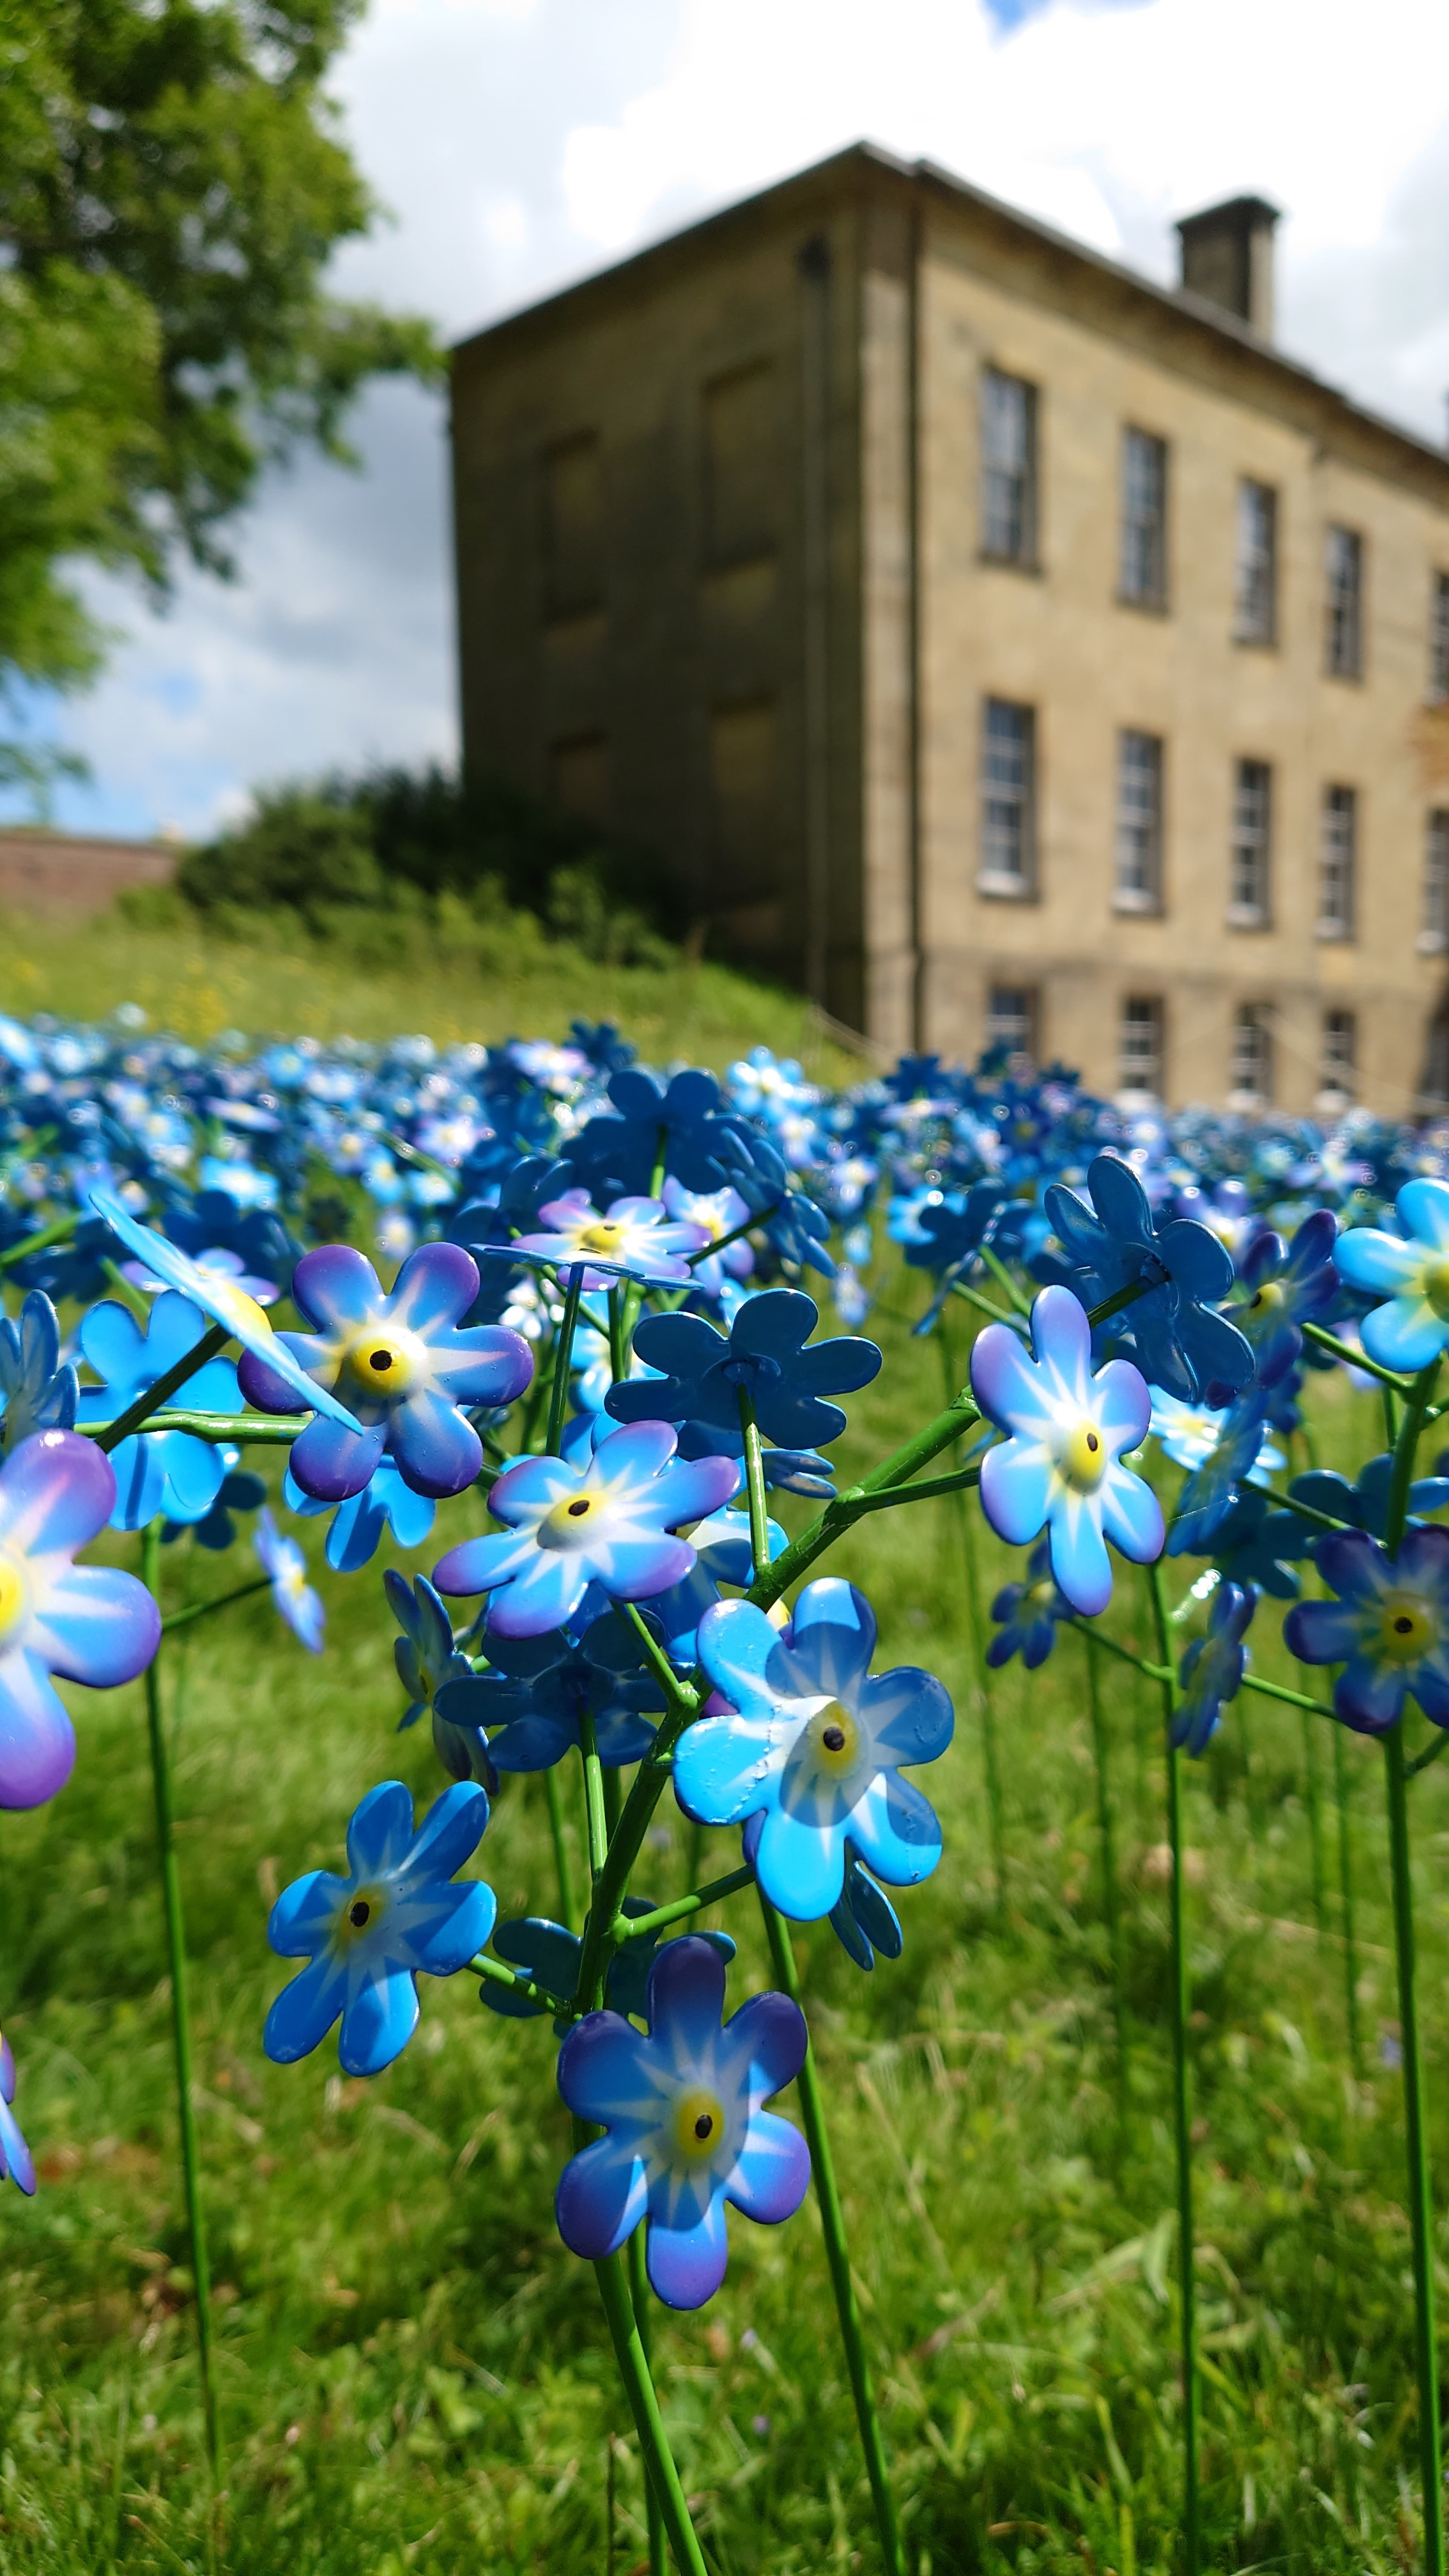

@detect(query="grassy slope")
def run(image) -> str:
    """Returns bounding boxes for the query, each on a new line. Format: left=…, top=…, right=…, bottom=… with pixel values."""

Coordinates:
left=0, top=1272, right=1439, bottom=2576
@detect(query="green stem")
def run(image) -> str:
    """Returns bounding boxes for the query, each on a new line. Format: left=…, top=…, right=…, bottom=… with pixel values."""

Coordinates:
left=81, top=1411, right=300, bottom=1446
left=592, top=2248, right=707, bottom=2576
left=978, top=1240, right=1032, bottom=1319
left=608, top=1285, right=627, bottom=1387
left=160, top=1575, right=273, bottom=1636
left=958, top=1471, right=1006, bottom=1916
left=1384, top=1724, right=1445, bottom=2576
left=1085, top=1275, right=1152, bottom=1330
left=738, top=1387, right=770, bottom=1583
left=1085, top=1635, right=1128, bottom=2099
left=1301, top=1318, right=1414, bottom=1394
left=93, top=1324, right=233, bottom=1455
left=759, top=1898, right=907, bottom=2576
left=611, top=1867, right=756, bottom=1946
left=580, top=1713, right=608, bottom=1889
left=546, top=1266, right=586, bottom=1458
left=627, top=2229, right=667, bottom=2576
left=1407, top=1729, right=1449, bottom=1782
left=621, top=1603, right=699, bottom=1720
left=948, top=1278, right=1018, bottom=1330
left=1149, top=1559, right=1199, bottom=2576
left=140, top=1523, right=218, bottom=2481
left=1301, top=1705, right=1326, bottom=1936
left=471, top=1952, right=575, bottom=2018
left=684, top=1203, right=778, bottom=1268
left=0, top=1209, right=79, bottom=1271
left=1333, top=1723, right=1363, bottom=2080
left=544, top=1768, right=576, bottom=1931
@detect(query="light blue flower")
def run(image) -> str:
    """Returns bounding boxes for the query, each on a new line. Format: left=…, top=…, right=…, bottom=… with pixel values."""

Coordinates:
left=1174, top=1581, right=1254, bottom=1755
left=825, top=1855, right=903, bottom=1974
left=387, top=1571, right=473, bottom=1727
left=264, top=1780, right=494, bottom=2076
left=0, top=2035, right=35, bottom=2196
left=554, top=1935, right=809, bottom=2309
left=1335, top=1179, right=1449, bottom=1374
left=972, top=1285, right=1163, bottom=1617
left=77, top=1292, right=241, bottom=1531
left=284, top=1458, right=436, bottom=1572
left=1167, top=1392, right=1274, bottom=1556
left=0, top=1428, right=160, bottom=1808
left=676, top=1579, right=953, bottom=1921
left=1149, top=1390, right=1283, bottom=1477
left=0, top=1291, right=77, bottom=1451
left=254, top=1508, right=325, bottom=1654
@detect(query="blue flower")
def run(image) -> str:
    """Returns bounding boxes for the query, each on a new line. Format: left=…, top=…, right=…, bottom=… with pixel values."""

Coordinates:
left=636, top=1506, right=786, bottom=1671
left=431, top=1423, right=739, bottom=1641
left=387, top=1572, right=473, bottom=1727
left=284, top=1457, right=436, bottom=1573
left=435, top=1613, right=664, bottom=1770
left=903, top=1181, right=1008, bottom=1276
left=1230, top=1211, right=1338, bottom=1390
left=254, top=1508, right=325, bottom=1653
left=1167, top=1392, right=1273, bottom=1556
left=164, top=1186, right=296, bottom=1297
left=513, top=1190, right=711, bottom=1292
left=972, top=1285, right=1163, bottom=1617
left=660, top=1177, right=755, bottom=1298
left=0, top=1291, right=77, bottom=1452
left=1197, top=1487, right=1311, bottom=1597
left=1285, top=1527, right=1449, bottom=1733
left=1289, top=1453, right=1449, bottom=1547
left=264, top=1780, right=495, bottom=2076
left=554, top=1935, right=809, bottom=2309
left=77, top=1292, right=241, bottom=1531
left=0, top=2035, right=34, bottom=2196
left=607, top=1289, right=881, bottom=1452
left=1044, top=1153, right=1252, bottom=1402
left=1335, top=1179, right=1449, bottom=1374
left=1149, top=1390, right=1282, bottom=1477
left=987, top=1540, right=1070, bottom=1670
left=677, top=1579, right=953, bottom=1920
left=482, top=1910, right=735, bottom=2025
left=185, top=1465, right=266, bottom=1552
left=825, top=1856, right=903, bottom=1974
left=1174, top=1581, right=1254, bottom=1755
left=0, top=1429, right=160, bottom=1807
left=568, top=1066, right=785, bottom=1203
left=238, top=1241, right=533, bottom=1503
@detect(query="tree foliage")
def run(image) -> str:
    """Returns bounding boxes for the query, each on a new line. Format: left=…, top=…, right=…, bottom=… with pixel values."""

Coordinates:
left=0, top=0, right=438, bottom=712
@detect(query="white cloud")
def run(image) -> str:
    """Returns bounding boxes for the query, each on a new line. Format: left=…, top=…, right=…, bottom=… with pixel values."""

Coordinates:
left=19, top=0, right=1449, bottom=838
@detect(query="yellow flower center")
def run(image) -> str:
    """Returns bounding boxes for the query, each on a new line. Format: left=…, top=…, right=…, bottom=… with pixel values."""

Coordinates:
left=343, top=1327, right=425, bottom=1397
left=0, top=1554, right=27, bottom=1644
left=1423, top=1257, right=1449, bottom=1322
left=1246, top=1280, right=1285, bottom=1317
left=1023, top=1578, right=1057, bottom=1617
left=671, top=2086, right=726, bottom=2164
left=207, top=1280, right=272, bottom=1344
left=539, top=1491, right=604, bottom=1551
left=578, top=1219, right=630, bottom=1253
left=1056, top=1416, right=1108, bottom=1494
left=806, top=1701, right=861, bottom=1776
left=1377, top=1591, right=1438, bottom=1664
left=338, top=1885, right=385, bottom=1944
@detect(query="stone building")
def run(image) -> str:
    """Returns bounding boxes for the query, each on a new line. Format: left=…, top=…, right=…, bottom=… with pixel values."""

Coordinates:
left=450, top=142, right=1449, bottom=1114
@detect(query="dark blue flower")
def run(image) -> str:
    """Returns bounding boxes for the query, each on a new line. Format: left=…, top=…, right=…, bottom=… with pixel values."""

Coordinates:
left=1285, top=1528, right=1449, bottom=1734
left=1174, top=1581, right=1254, bottom=1755
left=0, top=1290, right=77, bottom=1450
left=1202, top=1487, right=1312, bottom=1597
left=181, top=1465, right=266, bottom=1552
left=1045, top=1152, right=1252, bottom=1403
left=481, top=1910, right=735, bottom=2025
left=607, top=1289, right=880, bottom=1453
left=904, top=1181, right=1008, bottom=1275
left=1167, top=1392, right=1273, bottom=1557
left=435, top=1612, right=665, bottom=1769
left=567, top=1067, right=786, bottom=1204
left=1229, top=1211, right=1337, bottom=1392
left=987, top=1540, right=1070, bottom=1669
left=825, top=1856, right=903, bottom=1974
left=1289, top=1453, right=1449, bottom=1547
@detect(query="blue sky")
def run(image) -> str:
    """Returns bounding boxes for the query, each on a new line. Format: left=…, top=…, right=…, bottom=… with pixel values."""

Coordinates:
left=13, top=0, right=1449, bottom=843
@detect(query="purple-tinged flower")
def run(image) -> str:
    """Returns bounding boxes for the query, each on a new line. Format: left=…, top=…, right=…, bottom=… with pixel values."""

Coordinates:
left=607, top=1289, right=881, bottom=1453
left=1335, top=1180, right=1449, bottom=1375
left=1174, top=1581, right=1254, bottom=1755
left=1167, top=1392, right=1273, bottom=1556
left=0, top=2035, right=35, bottom=2196
left=1044, top=1153, right=1252, bottom=1403
left=254, top=1509, right=324, bottom=1654
left=987, top=1540, right=1070, bottom=1670
left=0, top=1291, right=77, bottom=1452
left=387, top=1571, right=473, bottom=1728
left=1285, top=1526, right=1449, bottom=1733
left=0, top=1429, right=160, bottom=1808
left=237, top=1242, right=533, bottom=1504
left=284, top=1456, right=436, bottom=1573
left=1229, top=1211, right=1337, bottom=1391
left=512, top=1190, right=710, bottom=1292
left=483, top=1909, right=735, bottom=2027
left=826, top=1857, right=903, bottom=1974
left=1289, top=1453, right=1449, bottom=1549
left=86, top=1188, right=358, bottom=1430
left=124, top=1242, right=280, bottom=1307
left=661, top=1177, right=755, bottom=1297
left=436, top=1613, right=664, bottom=1770
left=971, top=1285, right=1163, bottom=1617
left=264, top=1780, right=494, bottom=2077
left=677, top=1580, right=953, bottom=1921
left=555, top=1935, right=809, bottom=2309
left=77, top=1292, right=241, bottom=1531
left=431, top=1422, right=739, bottom=1640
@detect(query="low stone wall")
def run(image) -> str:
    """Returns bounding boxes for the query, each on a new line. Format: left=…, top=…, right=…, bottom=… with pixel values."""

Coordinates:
left=0, top=831, right=176, bottom=914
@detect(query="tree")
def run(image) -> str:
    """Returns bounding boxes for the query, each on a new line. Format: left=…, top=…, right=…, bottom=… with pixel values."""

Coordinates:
left=0, top=0, right=437, bottom=792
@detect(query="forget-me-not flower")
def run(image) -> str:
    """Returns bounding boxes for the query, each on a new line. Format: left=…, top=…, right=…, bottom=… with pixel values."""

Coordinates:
left=77, top=1292, right=240, bottom=1531
left=435, top=1613, right=665, bottom=1769
left=254, top=1509, right=325, bottom=1654
left=512, top=1190, right=710, bottom=1292
left=1335, top=1179, right=1449, bottom=1375
left=284, top=1457, right=436, bottom=1574
left=608, top=1289, right=880, bottom=1452
left=1285, top=1526, right=1449, bottom=1733
left=1231, top=1211, right=1338, bottom=1389
left=0, top=2036, right=35, bottom=2196
left=0, top=1292, right=77, bottom=1452
left=1044, top=1153, right=1252, bottom=1402
left=0, top=1429, right=160, bottom=1807
left=1174, top=1581, right=1254, bottom=1755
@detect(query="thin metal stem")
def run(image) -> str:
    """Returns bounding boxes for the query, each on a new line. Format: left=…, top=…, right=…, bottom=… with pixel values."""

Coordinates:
left=1301, top=1317, right=1413, bottom=1394
left=0, top=1209, right=79, bottom=1271
left=977, top=1240, right=1032, bottom=1318
left=544, top=1768, right=576, bottom=1931
left=81, top=1412, right=299, bottom=1446
left=627, top=2229, right=666, bottom=2576
left=141, top=1522, right=218, bottom=2480
left=759, top=1897, right=906, bottom=2576
left=580, top=1713, right=608, bottom=1889
left=1332, top=1722, right=1362, bottom=2079
left=94, top=1323, right=233, bottom=1454
left=610, top=1867, right=756, bottom=1947
left=737, top=1386, right=770, bottom=1583
left=546, top=1265, right=585, bottom=1458
left=1084, top=1634, right=1128, bottom=2104
left=470, top=1951, right=575, bottom=2018
left=592, top=2248, right=707, bottom=2576
left=1300, top=1704, right=1326, bottom=1936
left=1149, top=1558, right=1199, bottom=2576
left=160, top=1575, right=273, bottom=1635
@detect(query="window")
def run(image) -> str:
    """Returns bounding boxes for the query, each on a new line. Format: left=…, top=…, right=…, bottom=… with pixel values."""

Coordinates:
left=1119, top=428, right=1168, bottom=608
left=703, top=362, right=776, bottom=567
left=1320, top=1009, right=1356, bottom=1105
left=1115, top=730, right=1164, bottom=910
left=1229, top=758, right=1272, bottom=925
left=542, top=433, right=603, bottom=620
left=1423, top=811, right=1449, bottom=954
left=1234, top=481, right=1277, bottom=644
left=981, top=369, right=1038, bottom=565
left=1431, top=572, right=1449, bottom=703
left=979, top=700, right=1036, bottom=894
left=1324, top=525, right=1363, bottom=679
left=1119, top=997, right=1163, bottom=1096
left=1318, top=785, right=1357, bottom=940
left=1230, top=1004, right=1273, bottom=1106
left=1424, top=1009, right=1449, bottom=1108
left=987, top=985, right=1037, bottom=1069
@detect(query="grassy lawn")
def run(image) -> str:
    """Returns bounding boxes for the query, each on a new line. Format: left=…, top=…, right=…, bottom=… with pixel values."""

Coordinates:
left=0, top=1236, right=1439, bottom=2573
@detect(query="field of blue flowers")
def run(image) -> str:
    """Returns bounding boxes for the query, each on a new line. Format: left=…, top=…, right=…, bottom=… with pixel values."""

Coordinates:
left=2, top=1004, right=1449, bottom=2575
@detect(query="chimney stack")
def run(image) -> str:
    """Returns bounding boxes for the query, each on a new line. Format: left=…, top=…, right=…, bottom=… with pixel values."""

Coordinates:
left=1175, top=195, right=1280, bottom=339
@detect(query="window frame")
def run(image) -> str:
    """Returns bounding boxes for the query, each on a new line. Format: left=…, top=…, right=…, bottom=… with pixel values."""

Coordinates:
left=1118, top=995, right=1164, bottom=1098
left=1430, top=571, right=1449, bottom=705
left=1423, top=809, right=1449, bottom=956
left=1317, top=783, right=1358, bottom=942
left=1232, top=479, right=1278, bottom=647
left=979, top=367, right=1039, bottom=570
left=1319, top=1008, right=1356, bottom=1107
left=986, top=983, right=1038, bottom=1070
left=977, top=697, right=1038, bottom=899
left=1228, top=756, right=1273, bottom=928
left=1113, top=728, right=1165, bottom=915
left=1118, top=426, right=1169, bottom=612
left=1324, top=524, right=1365, bottom=682
left=1229, top=1002, right=1274, bottom=1108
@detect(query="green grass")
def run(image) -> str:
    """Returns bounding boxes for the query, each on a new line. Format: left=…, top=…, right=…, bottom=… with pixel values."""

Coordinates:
left=3, top=1259, right=1447, bottom=2575
left=0, top=903, right=863, bottom=1080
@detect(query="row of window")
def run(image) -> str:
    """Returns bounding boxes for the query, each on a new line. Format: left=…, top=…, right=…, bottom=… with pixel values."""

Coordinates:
left=981, top=696, right=1449, bottom=944
left=981, top=365, right=1449, bottom=693
left=988, top=985, right=1358, bottom=1108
